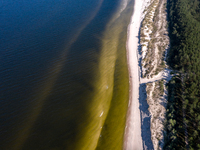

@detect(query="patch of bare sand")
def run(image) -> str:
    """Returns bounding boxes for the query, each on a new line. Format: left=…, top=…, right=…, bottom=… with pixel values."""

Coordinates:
left=123, top=0, right=150, bottom=149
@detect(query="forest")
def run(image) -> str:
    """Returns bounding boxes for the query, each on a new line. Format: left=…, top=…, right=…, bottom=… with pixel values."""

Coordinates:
left=164, top=0, right=200, bottom=149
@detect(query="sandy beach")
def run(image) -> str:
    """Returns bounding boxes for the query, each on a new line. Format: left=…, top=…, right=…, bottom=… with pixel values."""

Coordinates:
left=123, top=0, right=145, bottom=149
left=123, top=0, right=171, bottom=149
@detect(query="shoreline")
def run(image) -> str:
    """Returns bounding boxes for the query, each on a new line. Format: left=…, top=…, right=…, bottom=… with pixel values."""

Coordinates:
left=123, top=0, right=144, bottom=149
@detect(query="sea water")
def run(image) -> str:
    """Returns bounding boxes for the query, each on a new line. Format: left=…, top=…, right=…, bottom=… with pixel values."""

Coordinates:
left=0, top=0, right=134, bottom=149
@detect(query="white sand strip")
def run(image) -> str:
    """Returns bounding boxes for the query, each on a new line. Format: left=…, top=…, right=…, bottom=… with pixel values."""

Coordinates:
left=123, top=0, right=144, bottom=149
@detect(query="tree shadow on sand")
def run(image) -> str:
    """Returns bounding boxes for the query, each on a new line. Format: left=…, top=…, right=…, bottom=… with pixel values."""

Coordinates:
left=139, top=83, right=154, bottom=150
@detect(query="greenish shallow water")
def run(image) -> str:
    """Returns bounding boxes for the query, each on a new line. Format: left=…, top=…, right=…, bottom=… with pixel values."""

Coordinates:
left=0, top=0, right=134, bottom=149
left=96, top=2, right=134, bottom=149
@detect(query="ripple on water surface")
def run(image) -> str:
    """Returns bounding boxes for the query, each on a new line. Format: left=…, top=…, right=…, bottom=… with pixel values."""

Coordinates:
left=0, top=0, right=133, bottom=149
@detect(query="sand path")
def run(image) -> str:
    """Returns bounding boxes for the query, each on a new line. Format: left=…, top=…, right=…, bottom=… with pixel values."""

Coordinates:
left=140, top=69, right=172, bottom=84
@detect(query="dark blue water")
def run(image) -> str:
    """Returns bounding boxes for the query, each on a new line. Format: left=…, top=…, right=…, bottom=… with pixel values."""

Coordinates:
left=0, top=0, right=132, bottom=149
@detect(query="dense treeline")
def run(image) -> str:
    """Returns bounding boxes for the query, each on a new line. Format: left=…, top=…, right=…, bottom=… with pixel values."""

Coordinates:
left=164, top=0, right=200, bottom=149
left=164, top=76, right=186, bottom=149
